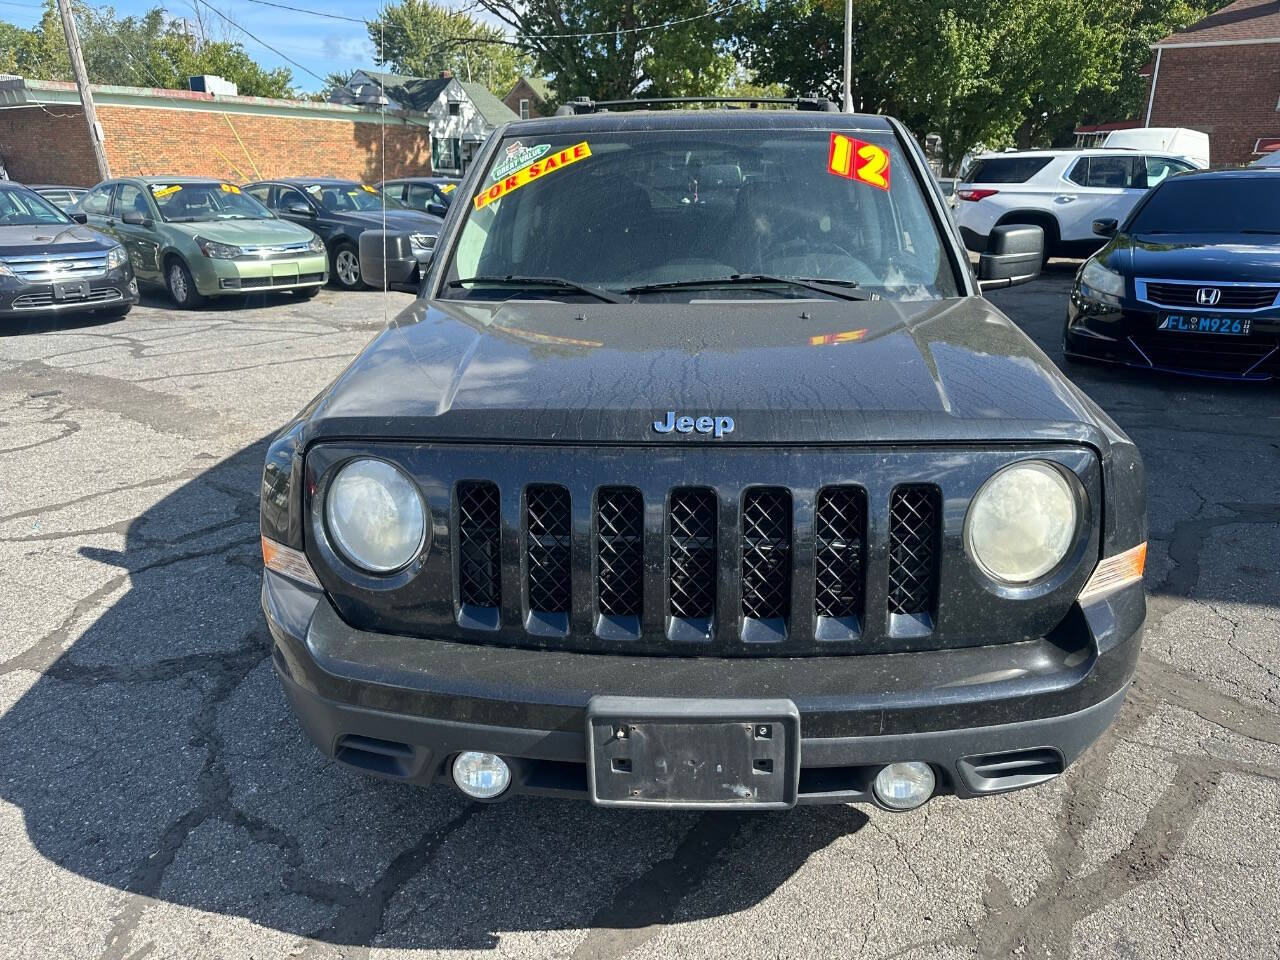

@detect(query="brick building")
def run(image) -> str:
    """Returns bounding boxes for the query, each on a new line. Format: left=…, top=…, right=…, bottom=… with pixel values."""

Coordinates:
left=503, top=76, right=553, bottom=120
left=0, top=77, right=434, bottom=187
left=1144, top=0, right=1280, bottom=165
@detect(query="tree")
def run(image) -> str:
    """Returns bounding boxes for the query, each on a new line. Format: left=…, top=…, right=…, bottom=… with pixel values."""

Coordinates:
left=368, top=0, right=533, bottom=94
left=0, top=1, right=294, bottom=99
left=473, top=0, right=736, bottom=104
left=728, top=0, right=1230, bottom=172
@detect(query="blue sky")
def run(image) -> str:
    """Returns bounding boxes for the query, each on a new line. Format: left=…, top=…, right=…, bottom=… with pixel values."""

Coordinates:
left=0, top=0, right=440, bottom=94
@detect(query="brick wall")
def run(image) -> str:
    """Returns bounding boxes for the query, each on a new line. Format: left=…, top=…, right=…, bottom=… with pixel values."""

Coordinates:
left=502, top=80, right=546, bottom=120
left=1147, top=44, right=1280, bottom=165
left=0, top=108, right=100, bottom=184
left=1, top=101, right=433, bottom=186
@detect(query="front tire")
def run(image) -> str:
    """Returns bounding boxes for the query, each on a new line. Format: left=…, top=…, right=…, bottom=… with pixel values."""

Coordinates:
left=330, top=242, right=361, bottom=291
left=165, top=259, right=204, bottom=308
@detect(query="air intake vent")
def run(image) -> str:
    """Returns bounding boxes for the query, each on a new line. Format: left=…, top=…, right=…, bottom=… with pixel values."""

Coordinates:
left=457, top=481, right=500, bottom=609
left=526, top=484, right=571, bottom=614
left=815, top=486, right=866, bottom=618
left=887, top=485, right=940, bottom=618
left=741, top=488, right=791, bottom=621
left=668, top=488, right=717, bottom=620
left=596, top=487, right=643, bottom=616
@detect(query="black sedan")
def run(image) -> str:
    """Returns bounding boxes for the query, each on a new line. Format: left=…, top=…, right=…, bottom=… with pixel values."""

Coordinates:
left=1065, top=169, right=1280, bottom=380
left=0, top=181, right=137, bottom=320
left=243, top=178, right=443, bottom=290
left=375, top=177, right=460, bottom=218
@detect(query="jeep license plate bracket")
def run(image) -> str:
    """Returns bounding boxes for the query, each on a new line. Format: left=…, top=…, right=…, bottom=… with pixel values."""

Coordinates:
left=586, top=697, right=800, bottom=809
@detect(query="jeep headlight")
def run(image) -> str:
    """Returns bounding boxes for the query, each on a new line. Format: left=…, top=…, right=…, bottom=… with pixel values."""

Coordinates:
left=194, top=236, right=242, bottom=259
left=1079, top=258, right=1124, bottom=306
left=105, top=245, right=128, bottom=269
left=324, top=458, right=427, bottom=573
left=306, top=235, right=325, bottom=253
left=965, top=461, right=1078, bottom=584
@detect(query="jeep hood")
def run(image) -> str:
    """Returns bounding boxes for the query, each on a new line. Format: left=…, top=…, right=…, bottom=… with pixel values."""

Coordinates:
left=300, top=296, right=1117, bottom=448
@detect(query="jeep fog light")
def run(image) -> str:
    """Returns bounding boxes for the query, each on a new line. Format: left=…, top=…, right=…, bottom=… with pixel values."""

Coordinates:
left=324, top=458, right=427, bottom=573
left=873, top=761, right=935, bottom=811
left=452, top=752, right=511, bottom=800
left=966, top=461, right=1077, bottom=583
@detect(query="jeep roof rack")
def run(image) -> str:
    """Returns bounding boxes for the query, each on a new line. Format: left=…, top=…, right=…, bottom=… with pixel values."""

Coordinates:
left=552, top=95, right=840, bottom=116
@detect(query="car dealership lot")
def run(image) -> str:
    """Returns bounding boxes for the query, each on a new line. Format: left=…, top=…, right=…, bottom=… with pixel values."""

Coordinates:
left=0, top=274, right=1277, bottom=960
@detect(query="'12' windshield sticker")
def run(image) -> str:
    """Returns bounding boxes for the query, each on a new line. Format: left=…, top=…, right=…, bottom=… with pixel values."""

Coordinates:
left=491, top=141, right=551, bottom=181
left=827, top=133, right=890, bottom=191
left=473, top=142, right=592, bottom=210
left=220, top=183, right=241, bottom=194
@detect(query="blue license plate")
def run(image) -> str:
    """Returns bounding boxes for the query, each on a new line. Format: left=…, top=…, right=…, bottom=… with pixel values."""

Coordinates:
left=1158, top=313, right=1252, bottom=336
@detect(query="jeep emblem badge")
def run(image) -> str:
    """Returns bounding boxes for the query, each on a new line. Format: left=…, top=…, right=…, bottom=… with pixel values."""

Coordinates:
left=652, top=411, right=735, bottom=438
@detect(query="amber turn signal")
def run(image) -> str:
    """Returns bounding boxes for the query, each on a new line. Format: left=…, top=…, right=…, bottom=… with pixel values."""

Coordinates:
left=262, top=536, right=321, bottom=589
left=1077, top=542, right=1146, bottom=603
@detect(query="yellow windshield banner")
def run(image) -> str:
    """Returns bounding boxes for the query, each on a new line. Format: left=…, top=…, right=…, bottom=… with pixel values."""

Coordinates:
left=473, top=141, right=592, bottom=210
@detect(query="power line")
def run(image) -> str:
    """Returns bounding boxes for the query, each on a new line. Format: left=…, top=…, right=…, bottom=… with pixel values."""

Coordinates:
left=190, top=0, right=333, bottom=87
left=236, top=0, right=751, bottom=41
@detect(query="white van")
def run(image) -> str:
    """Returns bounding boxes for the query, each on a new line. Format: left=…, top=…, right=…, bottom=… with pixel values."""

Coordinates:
left=1102, top=128, right=1210, bottom=168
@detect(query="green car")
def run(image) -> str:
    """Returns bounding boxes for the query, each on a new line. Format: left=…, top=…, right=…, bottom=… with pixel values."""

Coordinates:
left=76, top=177, right=328, bottom=307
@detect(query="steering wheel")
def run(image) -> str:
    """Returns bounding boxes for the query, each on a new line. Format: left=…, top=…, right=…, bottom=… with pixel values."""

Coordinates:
left=761, top=235, right=856, bottom=264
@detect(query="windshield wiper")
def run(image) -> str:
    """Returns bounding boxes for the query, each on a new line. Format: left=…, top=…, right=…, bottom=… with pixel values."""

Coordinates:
left=625, top=274, right=873, bottom=302
left=1240, top=229, right=1280, bottom=235
left=449, top=274, right=627, bottom=304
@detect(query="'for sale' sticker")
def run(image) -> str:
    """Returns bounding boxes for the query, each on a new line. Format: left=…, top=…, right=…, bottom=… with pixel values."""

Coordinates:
left=473, top=142, right=592, bottom=210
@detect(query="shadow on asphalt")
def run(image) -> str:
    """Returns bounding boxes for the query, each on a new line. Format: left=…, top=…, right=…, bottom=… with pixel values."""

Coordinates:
left=0, top=438, right=869, bottom=949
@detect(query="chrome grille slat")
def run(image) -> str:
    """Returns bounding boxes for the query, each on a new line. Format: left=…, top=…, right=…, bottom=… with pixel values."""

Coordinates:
left=2, top=250, right=110, bottom=283
left=1141, top=279, right=1280, bottom=312
left=740, top=488, right=791, bottom=620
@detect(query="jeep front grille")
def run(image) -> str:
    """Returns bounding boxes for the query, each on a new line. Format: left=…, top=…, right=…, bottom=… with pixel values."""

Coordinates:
left=525, top=484, right=572, bottom=615
left=887, top=485, right=941, bottom=617
left=596, top=486, right=643, bottom=617
left=308, top=443, right=1100, bottom=657
left=668, top=488, right=717, bottom=620
left=457, top=481, right=500, bottom=609
left=814, top=486, right=866, bottom=619
left=741, top=488, right=792, bottom=621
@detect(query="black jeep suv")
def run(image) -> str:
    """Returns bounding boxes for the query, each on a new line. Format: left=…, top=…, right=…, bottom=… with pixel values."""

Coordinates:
left=260, top=102, right=1146, bottom=812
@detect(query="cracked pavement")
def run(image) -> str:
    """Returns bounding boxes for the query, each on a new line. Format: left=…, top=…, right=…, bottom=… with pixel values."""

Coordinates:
left=1, top=274, right=1278, bottom=960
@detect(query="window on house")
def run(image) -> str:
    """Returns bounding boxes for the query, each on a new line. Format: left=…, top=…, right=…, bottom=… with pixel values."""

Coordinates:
left=519, top=98, right=529, bottom=120
left=433, top=136, right=462, bottom=171
left=448, top=101, right=461, bottom=117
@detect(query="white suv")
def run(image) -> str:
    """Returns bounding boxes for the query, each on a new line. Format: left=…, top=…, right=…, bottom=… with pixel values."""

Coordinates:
left=955, top=149, right=1204, bottom=259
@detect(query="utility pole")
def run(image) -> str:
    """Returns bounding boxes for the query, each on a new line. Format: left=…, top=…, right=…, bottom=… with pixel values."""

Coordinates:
left=839, top=0, right=849, bottom=112
left=55, top=0, right=110, bottom=180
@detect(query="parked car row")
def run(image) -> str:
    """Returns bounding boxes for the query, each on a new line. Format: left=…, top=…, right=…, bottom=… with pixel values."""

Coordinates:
left=0, top=174, right=459, bottom=319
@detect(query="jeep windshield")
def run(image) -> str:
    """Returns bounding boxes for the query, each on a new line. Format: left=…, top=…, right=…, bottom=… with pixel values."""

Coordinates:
left=441, top=128, right=961, bottom=302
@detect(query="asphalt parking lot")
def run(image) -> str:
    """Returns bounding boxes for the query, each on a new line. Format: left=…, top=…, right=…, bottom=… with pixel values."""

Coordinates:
left=1, top=269, right=1278, bottom=960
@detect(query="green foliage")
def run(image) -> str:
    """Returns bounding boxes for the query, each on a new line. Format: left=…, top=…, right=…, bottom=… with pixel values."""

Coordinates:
left=730, top=0, right=1230, bottom=171
left=473, top=0, right=736, bottom=104
left=0, top=1, right=294, bottom=98
left=368, top=0, right=533, bottom=95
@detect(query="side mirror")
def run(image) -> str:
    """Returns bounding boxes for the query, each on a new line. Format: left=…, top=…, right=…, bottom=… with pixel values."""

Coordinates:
left=358, top=229, right=426, bottom=293
left=69, top=212, right=88, bottom=224
left=427, top=202, right=448, bottom=218
left=286, top=203, right=314, bottom=217
left=1092, top=218, right=1118, bottom=238
left=978, top=224, right=1043, bottom=291
left=120, top=210, right=152, bottom=228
